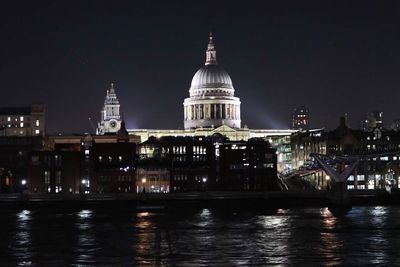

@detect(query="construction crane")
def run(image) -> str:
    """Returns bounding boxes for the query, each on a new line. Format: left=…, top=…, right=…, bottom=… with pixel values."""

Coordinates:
left=88, top=117, right=96, bottom=134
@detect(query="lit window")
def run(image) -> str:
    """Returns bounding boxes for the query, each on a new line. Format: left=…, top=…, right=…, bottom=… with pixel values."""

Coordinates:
left=20, top=116, right=24, bottom=121
left=368, top=180, right=375, bottom=189
left=119, top=156, right=122, bottom=162
left=36, top=120, right=40, bottom=126
left=7, top=117, right=10, bottom=122
left=85, top=149, right=89, bottom=155
left=20, top=122, right=24, bottom=127
left=35, top=129, right=40, bottom=134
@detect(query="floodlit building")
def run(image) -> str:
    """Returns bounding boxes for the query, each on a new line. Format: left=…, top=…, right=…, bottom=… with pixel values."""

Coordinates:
left=183, top=33, right=241, bottom=129
left=97, top=83, right=122, bottom=134
left=124, top=34, right=295, bottom=172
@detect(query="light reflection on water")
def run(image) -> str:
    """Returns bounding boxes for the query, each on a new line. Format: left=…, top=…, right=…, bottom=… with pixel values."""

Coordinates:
left=319, top=208, right=343, bottom=266
left=13, top=210, right=33, bottom=266
left=75, top=209, right=96, bottom=265
left=0, top=206, right=399, bottom=265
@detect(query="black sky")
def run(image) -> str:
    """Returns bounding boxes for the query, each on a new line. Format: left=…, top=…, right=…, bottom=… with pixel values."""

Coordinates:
left=1, top=0, right=400, bottom=133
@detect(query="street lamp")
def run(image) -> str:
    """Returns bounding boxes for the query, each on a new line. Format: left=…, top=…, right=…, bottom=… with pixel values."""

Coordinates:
left=325, top=175, right=331, bottom=190
left=81, top=179, right=90, bottom=194
left=201, top=176, right=207, bottom=192
left=141, top=178, right=146, bottom=193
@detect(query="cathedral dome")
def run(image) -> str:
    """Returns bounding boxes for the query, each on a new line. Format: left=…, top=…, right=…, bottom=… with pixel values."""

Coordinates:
left=190, top=65, right=233, bottom=90
left=184, top=33, right=241, bottom=130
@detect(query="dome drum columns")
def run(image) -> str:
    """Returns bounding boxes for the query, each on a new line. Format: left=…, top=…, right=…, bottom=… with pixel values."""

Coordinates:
left=184, top=99, right=241, bottom=129
left=184, top=103, right=240, bottom=121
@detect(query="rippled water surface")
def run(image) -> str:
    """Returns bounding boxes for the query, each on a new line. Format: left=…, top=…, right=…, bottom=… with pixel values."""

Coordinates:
left=0, top=206, right=400, bottom=266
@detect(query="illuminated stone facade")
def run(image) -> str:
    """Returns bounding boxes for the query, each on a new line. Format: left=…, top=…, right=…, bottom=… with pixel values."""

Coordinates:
left=183, top=33, right=241, bottom=129
left=97, top=83, right=122, bottom=134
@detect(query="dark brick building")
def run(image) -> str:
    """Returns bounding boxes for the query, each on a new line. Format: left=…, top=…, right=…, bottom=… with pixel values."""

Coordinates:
left=219, top=138, right=278, bottom=191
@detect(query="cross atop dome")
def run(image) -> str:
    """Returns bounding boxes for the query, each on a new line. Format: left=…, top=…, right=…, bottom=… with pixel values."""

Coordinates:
left=205, top=32, right=217, bottom=65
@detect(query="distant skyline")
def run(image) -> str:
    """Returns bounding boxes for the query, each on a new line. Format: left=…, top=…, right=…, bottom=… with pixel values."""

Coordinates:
left=1, top=1, right=400, bottom=133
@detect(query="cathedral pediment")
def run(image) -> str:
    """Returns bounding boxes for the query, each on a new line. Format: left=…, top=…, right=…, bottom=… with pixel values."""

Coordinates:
left=212, top=125, right=237, bottom=133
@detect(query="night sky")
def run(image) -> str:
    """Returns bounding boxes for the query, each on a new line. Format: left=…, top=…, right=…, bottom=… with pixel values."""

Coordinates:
left=1, top=1, right=400, bottom=134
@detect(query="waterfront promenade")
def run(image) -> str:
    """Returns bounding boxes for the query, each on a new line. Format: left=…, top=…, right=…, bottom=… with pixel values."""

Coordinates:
left=0, top=190, right=398, bottom=208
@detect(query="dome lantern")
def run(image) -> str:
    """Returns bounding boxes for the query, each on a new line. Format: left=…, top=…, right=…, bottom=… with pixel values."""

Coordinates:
left=205, top=32, right=217, bottom=66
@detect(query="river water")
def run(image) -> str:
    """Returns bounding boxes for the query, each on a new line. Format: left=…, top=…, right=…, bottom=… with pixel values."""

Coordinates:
left=0, top=206, right=399, bottom=266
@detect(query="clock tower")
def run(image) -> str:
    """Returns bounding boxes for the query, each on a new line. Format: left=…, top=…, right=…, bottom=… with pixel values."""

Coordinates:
left=97, top=83, right=122, bottom=134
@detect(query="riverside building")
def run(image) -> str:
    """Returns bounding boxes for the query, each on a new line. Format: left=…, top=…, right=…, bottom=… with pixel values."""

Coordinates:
left=0, top=104, right=46, bottom=136
left=291, top=117, right=400, bottom=191
left=99, top=34, right=296, bottom=172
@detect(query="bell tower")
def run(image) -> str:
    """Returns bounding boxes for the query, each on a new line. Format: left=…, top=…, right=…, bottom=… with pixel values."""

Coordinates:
left=97, top=83, right=122, bottom=134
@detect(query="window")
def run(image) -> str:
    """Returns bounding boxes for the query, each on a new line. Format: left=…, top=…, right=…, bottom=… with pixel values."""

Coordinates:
left=35, top=129, right=40, bottom=134
left=357, top=175, right=365, bottom=181
left=368, top=180, right=375, bottom=189
left=55, top=171, right=62, bottom=185
left=36, top=120, right=40, bottom=126
left=173, top=146, right=186, bottom=154
left=55, top=155, right=62, bottom=166
left=20, top=122, right=24, bottom=127
left=44, top=171, right=51, bottom=185
left=20, top=116, right=24, bottom=121
left=7, top=117, right=10, bottom=122
left=348, top=175, right=354, bottom=181
left=347, top=185, right=355, bottom=190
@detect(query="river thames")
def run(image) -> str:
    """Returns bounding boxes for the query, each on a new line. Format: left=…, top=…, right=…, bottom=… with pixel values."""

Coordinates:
left=0, top=206, right=399, bottom=266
